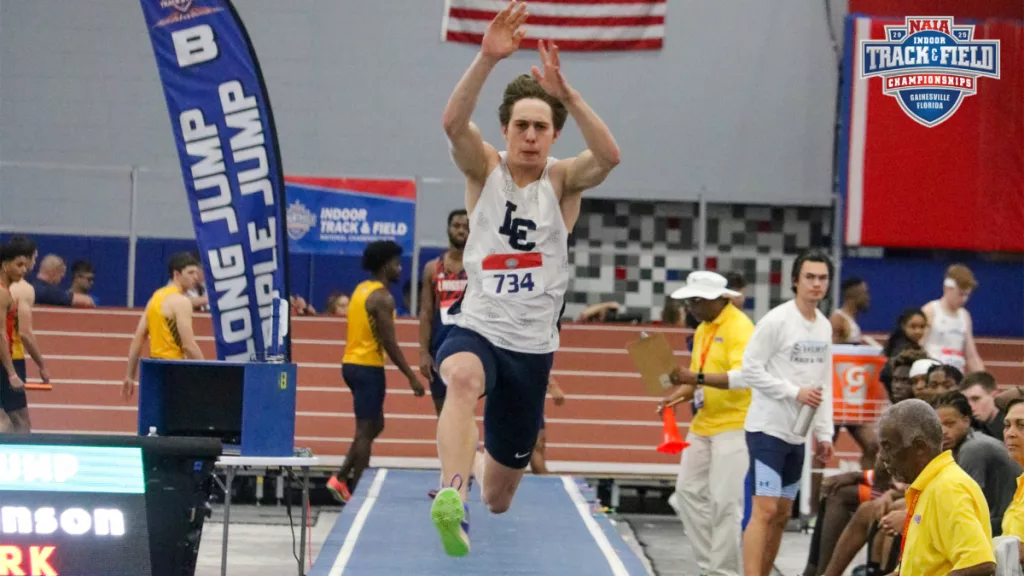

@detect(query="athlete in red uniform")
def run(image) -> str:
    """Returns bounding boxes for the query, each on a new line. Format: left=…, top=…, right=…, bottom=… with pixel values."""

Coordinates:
left=418, top=209, right=470, bottom=416
left=0, top=236, right=35, bottom=432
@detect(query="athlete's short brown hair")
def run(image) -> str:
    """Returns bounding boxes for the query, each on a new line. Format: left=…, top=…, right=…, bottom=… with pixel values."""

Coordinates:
left=168, top=252, right=199, bottom=278
left=498, top=74, right=567, bottom=131
left=946, top=264, right=977, bottom=291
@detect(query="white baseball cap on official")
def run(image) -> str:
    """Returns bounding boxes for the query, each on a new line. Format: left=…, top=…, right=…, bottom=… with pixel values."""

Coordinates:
left=909, top=358, right=941, bottom=378
left=670, top=271, right=740, bottom=301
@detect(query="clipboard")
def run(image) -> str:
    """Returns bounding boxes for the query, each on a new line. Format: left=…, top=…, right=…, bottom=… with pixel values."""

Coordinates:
left=626, top=331, right=678, bottom=396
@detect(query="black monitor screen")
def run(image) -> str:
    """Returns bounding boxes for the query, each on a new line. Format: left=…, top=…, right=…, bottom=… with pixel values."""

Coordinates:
left=162, top=363, right=244, bottom=445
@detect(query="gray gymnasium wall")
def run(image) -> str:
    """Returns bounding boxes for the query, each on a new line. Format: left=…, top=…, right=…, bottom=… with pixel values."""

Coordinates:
left=0, top=0, right=847, bottom=244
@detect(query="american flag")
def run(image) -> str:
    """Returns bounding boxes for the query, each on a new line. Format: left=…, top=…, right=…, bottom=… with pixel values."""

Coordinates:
left=441, top=0, right=667, bottom=51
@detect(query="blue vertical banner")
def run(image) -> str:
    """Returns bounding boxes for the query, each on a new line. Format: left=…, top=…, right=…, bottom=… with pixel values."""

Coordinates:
left=139, top=0, right=289, bottom=362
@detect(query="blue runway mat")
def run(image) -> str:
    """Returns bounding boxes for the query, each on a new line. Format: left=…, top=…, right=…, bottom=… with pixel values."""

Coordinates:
left=310, top=468, right=649, bottom=575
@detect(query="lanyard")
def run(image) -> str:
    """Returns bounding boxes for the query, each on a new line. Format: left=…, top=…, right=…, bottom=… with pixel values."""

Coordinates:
left=897, top=489, right=921, bottom=575
left=697, top=324, right=720, bottom=373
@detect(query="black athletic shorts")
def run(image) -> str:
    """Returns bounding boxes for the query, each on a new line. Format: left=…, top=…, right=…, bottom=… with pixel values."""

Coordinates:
left=435, top=325, right=554, bottom=470
left=1, top=359, right=29, bottom=413
left=341, top=364, right=386, bottom=421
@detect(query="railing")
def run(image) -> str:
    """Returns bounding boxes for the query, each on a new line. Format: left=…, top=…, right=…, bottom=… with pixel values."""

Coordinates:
left=0, top=160, right=843, bottom=314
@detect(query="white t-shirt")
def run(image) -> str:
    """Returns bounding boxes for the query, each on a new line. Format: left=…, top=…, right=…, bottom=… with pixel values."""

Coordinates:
left=743, top=299, right=835, bottom=445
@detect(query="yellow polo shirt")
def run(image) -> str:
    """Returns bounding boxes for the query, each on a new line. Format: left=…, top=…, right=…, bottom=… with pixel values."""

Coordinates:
left=897, top=450, right=995, bottom=576
left=1001, top=473, right=1024, bottom=537
left=689, top=303, right=755, bottom=437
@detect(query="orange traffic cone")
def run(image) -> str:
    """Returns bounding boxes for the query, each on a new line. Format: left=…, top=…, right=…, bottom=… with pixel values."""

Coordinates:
left=657, top=406, right=689, bottom=454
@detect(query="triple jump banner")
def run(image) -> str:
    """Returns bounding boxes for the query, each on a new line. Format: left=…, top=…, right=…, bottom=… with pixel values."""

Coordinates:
left=139, top=0, right=289, bottom=362
left=284, top=177, right=416, bottom=256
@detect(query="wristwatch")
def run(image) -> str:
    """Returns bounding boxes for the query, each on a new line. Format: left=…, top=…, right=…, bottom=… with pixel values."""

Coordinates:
left=697, top=372, right=705, bottom=386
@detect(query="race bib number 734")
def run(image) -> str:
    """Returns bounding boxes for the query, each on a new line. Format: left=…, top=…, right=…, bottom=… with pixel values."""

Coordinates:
left=481, top=253, right=545, bottom=300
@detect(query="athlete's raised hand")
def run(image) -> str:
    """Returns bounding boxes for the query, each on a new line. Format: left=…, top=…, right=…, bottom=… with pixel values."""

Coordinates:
left=531, top=39, right=572, bottom=101
left=481, top=0, right=529, bottom=60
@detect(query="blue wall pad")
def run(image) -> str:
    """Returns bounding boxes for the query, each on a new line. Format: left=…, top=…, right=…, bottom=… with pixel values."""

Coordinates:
left=310, top=468, right=649, bottom=575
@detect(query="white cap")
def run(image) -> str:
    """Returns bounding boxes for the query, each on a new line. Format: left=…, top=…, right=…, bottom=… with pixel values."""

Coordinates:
left=910, top=358, right=941, bottom=378
left=670, top=271, right=740, bottom=301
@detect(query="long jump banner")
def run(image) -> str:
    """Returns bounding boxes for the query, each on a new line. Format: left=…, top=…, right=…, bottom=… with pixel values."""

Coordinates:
left=284, top=177, right=416, bottom=256
left=140, top=0, right=289, bottom=362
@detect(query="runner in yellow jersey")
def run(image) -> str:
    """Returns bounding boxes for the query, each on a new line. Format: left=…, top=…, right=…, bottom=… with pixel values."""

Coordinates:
left=9, top=239, right=51, bottom=432
left=122, top=252, right=204, bottom=400
left=327, top=240, right=425, bottom=503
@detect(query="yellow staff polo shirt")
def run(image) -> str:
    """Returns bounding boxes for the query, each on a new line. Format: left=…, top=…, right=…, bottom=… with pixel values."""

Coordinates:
left=1001, top=473, right=1024, bottom=537
left=688, top=303, right=755, bottom=437
left=898, top=450, right=995, bottom=576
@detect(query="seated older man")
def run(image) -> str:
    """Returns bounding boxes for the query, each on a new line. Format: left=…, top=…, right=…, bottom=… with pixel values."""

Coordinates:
left=878, top=399, right=995, bottom=576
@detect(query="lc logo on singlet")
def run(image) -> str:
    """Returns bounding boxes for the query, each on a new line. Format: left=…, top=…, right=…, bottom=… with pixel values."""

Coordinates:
left=860, top=17, right=1000, bottom=127
left=499, top=201, right=537, bottom=251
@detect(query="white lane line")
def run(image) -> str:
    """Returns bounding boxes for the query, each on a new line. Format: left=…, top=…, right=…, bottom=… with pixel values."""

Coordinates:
left=561, top=475, right=630, bottom=576
left=328, top=468, right=389, bottom=575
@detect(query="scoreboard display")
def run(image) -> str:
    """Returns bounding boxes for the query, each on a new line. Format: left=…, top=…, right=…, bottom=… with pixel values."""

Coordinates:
left=0, top=444, right=152, bottom=576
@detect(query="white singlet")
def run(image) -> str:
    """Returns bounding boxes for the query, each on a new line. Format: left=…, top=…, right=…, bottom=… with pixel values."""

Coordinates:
left=455, top=152, right=569, bottom=354
left=834, top=309, right=862, bottom=344
left=922, top=299, right=968, bottom=370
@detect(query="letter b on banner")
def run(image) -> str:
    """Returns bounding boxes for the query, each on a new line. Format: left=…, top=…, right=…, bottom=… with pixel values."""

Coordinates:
left=172, top=25, right=218, bottom=67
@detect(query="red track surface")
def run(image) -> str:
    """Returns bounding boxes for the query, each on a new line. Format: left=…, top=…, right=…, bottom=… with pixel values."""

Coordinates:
left=24, top=308, right=1024, bottom=470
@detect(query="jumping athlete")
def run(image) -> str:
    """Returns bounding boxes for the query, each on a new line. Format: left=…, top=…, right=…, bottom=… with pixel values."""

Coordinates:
left=431, top=0, right=621, bottom=557
left=0, top=237, right=34, bottom=432
left=327, top=241, right=426, bottom=503
left=10, top=239, right=51, bottom=432
left=419, top=209, right=470, bottom=416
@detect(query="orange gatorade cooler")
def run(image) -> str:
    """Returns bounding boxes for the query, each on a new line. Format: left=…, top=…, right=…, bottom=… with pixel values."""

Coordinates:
left=832, top=344, right=889, bottom=424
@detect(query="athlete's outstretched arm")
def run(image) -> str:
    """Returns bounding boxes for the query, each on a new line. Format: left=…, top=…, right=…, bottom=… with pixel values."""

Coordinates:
left=531, top=40, right=620, bottom=195
left=963, top=312, right=985, bottom=373
left=367, top=289, right=425, bottom=397
left=418, top=259, right=438, bottom=379
left=0, top=290, right=22, bottom=391
left=123, top=314, right=149, bottom=400
left=442, top=1, right=527, bottom=182
left=13, top=285, right=48, bottom=383
left=171, top=296, right=204, bottom=360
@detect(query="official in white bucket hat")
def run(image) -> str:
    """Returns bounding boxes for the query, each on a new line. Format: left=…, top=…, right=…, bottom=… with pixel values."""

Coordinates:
left=661, top=270, right=754, bottom=576
left=671, top=271, right=741, bottom=303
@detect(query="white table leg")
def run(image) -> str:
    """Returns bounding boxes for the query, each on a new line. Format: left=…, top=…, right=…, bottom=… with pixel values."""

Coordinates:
left=299, top=466, right=310, bottom=575
left=221, top=466, right=235, bottom=576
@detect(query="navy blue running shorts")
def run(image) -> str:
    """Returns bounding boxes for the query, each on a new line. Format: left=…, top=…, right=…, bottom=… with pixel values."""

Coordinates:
left=341, top=364, right=386, bottom=421
left=435, top=325, right=554, bottom=469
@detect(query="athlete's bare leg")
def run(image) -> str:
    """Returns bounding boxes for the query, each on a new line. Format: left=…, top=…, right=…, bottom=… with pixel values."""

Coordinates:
left=336, top=417, right=384, bottom=493
left=744, top=495, right=793, bottom=576
left=850, top=425, right=879, bottom=470
left=431, top=392, right=445, bottom=417
left=478, top=450, right=526, bottom=514
left=529, top=428, right=549, bottom=474
left=437, top=352, right=485, bottom=502
left=8, top=408, right=30, bottom=433
left=0, top=410, right=13, bottom=433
